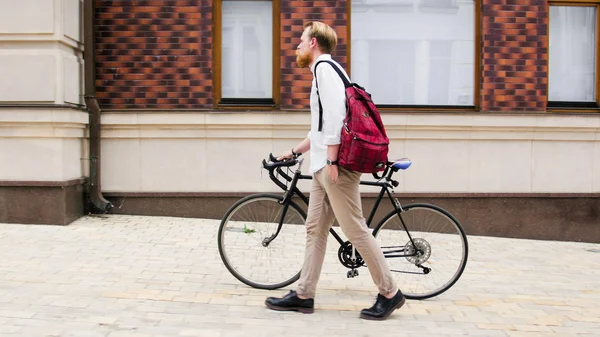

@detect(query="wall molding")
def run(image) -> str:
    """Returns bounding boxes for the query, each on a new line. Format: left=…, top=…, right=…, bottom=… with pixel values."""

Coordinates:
left=0, top=108, right=88, bottom=138
left=0, top=178, right=86, bottom=187
left=103, top=191, right=600, bottom=198
left=98, top=112, right=600, bottom=140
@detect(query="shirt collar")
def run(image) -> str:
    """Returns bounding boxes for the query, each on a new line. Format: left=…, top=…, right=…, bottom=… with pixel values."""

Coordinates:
left=310, top=54, right=332, bottom=74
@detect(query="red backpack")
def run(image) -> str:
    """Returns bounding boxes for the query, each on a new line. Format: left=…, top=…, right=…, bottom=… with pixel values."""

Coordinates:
left=315, top=60, right=389, bottom=174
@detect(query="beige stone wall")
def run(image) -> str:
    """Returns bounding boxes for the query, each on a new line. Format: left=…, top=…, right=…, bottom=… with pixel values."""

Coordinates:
left=100, top=112, right=600, bottom=194
left=0, top=0, right=83, bottom=104
left=0, top=109, right=88, bottom=181
left=0, top=0, right=86, bottom=182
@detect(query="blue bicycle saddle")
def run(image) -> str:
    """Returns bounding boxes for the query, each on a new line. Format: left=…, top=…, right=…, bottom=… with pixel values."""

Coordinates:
left=391, top=158, right=412, bottom=170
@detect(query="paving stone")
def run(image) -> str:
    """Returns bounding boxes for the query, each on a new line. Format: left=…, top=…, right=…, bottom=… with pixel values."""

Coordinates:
left=0, top=214, right=598, bottom=337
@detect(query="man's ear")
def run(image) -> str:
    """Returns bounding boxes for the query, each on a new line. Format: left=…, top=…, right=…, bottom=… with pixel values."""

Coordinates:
left=310, top=37, right=317, bottom=49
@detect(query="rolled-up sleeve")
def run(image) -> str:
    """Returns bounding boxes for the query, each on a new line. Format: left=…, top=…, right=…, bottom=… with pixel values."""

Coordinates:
left=316, top=64, right=346, bottom=145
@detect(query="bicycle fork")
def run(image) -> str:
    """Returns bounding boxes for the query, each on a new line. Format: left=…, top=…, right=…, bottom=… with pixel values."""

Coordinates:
left=263, top=162, right=304, bottom=247
left=262, top=201, right=290, bottom=247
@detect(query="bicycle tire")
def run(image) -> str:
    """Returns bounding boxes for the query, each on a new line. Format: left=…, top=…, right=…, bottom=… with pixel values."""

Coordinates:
left=373, top=203, right=468, bottom=300
left=218, top=193, right=306, bottom=290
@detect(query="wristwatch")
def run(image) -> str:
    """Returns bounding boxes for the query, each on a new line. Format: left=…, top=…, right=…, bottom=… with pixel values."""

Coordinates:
left=327, top=159, right=338, bottom=166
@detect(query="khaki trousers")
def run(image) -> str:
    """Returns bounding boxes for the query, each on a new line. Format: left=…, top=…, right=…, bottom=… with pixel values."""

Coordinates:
left=296, top=166, right=397, bottom=299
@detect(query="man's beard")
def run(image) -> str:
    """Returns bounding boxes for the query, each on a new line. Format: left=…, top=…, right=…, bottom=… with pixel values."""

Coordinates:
left=296, top=49, right=312, bottom=68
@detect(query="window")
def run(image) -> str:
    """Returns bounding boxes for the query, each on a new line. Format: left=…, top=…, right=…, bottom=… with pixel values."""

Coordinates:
left=548, top=3, right=599, bottom=108
left=214, top=0, right=280, bottom=107
left=350, top=0, right=476, bottom=108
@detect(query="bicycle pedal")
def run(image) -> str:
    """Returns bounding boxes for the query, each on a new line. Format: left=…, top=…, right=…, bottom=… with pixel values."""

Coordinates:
left=346, top=269, right=359, bottom=278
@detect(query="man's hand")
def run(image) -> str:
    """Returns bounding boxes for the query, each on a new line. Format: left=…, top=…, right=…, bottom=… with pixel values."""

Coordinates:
left=277, top=138, right=310, bottom=161
left=326, top=144, right=340, bottom=183
left=327, top=164, right=338, bottom=183
left=277, top=150, right=293, bottom=161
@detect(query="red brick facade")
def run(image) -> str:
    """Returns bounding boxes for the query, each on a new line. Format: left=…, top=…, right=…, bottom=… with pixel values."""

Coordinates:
left=95, top=0, right=213, bottom=109
left=481, top=0, right=548, bottom=111
left=280, top=0, right=348, bottom=109
left=95, top=0, right=550, bottom=112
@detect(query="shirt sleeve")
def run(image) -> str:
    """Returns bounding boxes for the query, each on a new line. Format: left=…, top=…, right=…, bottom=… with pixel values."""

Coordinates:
left=316, top=63, right=346, bottom=145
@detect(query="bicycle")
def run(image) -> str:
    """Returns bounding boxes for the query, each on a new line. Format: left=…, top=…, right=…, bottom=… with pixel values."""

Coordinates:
left=218, top=153, right=468, bottom=300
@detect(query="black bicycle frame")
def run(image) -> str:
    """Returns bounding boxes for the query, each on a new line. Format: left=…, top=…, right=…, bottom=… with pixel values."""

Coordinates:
left=268, top=165, right=418, bottom=257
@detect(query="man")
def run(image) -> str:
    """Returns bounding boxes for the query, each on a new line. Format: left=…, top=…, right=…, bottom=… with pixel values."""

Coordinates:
left=264, top=21, right=405, bottom=321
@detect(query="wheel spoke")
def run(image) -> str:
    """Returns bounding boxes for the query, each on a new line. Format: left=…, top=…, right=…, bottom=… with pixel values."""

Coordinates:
left=218, top=195, right=306, bottom=289
left=374, top=204, right=468, bottom=300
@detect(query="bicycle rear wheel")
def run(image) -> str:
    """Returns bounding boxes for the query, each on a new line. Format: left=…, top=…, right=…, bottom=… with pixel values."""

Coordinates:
left=218, top=193, right=306, bottom=289
left=373, top=203, right=468, bottom=300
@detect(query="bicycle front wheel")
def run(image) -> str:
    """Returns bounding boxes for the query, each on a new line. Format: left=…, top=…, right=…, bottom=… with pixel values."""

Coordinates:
left=218, top=194, right=306, bottom=289
left=373, top=203, right=468, bottom=300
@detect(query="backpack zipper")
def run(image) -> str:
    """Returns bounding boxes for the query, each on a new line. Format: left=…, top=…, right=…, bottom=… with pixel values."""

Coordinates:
left=352, top=133, right=388, bottom=146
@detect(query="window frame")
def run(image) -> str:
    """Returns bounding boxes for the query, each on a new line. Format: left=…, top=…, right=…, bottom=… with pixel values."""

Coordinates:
left=347, top=0, right=481, bottom=111
left=213, top=0, right=281, bottom=109
left=547, top=0, right=600, bottom=112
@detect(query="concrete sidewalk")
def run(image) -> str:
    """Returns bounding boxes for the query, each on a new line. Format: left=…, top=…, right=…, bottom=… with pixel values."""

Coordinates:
left=0, top=214, right=599, bottom=337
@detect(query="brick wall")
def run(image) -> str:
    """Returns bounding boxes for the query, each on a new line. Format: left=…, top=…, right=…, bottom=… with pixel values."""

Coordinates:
left=95, top=0, right=213, bottom=109
left=95, top=0, right=550, bottom=112
left=280, top=0, right=348, bottom=109
left=95, top=0, right=348, bottom=110
left=481, top=0, right=549, bottom=111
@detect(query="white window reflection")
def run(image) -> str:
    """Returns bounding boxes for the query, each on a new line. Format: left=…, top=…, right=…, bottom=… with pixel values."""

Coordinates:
left=549, top=6, right=596, bottom=102
left=222, top=1, right=272, bottom=98
left=351, top=0, right=474, bottom=105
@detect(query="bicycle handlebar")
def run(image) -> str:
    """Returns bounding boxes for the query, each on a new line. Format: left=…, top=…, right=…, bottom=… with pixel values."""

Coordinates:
left=262, top=153, right=302, bottom=190
left=262, top=152, right=400, bottom=190
left=261, top=153, right=299, bottom=170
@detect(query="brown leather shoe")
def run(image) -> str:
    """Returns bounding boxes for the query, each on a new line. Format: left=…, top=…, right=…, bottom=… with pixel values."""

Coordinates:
left=265, top=290, right=314, bottom=314
left=360, top=291, right=406, bottom=320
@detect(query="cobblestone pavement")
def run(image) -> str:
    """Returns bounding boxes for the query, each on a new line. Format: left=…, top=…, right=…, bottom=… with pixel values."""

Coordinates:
left=0, top=214, right=599, bottom=337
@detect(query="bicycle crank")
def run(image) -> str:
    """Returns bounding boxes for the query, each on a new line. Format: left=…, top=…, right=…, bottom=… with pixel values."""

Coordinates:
left=337, top=241, right=364, bottom=269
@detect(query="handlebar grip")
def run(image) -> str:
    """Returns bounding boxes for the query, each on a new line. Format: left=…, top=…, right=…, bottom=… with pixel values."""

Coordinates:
left=263, top=153, right=297, bottom=170
left=269, top=153, right=281, bottom=163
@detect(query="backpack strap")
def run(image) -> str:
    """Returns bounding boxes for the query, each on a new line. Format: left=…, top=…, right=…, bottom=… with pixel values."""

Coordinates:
left=314, top=60, right=351, bottom=132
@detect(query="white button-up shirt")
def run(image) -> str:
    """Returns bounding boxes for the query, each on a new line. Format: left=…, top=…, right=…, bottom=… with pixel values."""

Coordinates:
left=307, top=54, right=350, bottom=174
